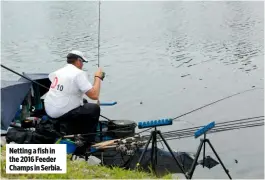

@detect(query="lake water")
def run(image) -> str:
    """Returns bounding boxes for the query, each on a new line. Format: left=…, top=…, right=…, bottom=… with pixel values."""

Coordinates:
left=1, top=1, right=264, bottom=179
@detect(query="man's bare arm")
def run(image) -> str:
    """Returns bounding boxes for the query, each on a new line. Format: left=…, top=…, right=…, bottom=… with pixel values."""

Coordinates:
left=85, top=68, right=103, bottom=100
left=85, top=77, right=101, bottom=100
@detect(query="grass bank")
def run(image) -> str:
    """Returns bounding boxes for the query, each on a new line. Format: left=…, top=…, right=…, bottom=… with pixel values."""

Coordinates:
left=1, top=146, right=173, bottom=179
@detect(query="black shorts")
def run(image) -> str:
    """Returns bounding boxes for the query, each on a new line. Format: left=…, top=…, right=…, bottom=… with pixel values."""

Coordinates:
left=51, top=103, right=100, bottom=142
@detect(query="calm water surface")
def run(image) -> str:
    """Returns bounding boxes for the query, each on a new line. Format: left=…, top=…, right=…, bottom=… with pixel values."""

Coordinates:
left=1, top=1, right=264, bottom=179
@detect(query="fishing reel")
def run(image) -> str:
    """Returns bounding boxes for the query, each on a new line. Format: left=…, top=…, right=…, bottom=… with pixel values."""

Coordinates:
left=101, top=72, right=105, bottom=81
left=72, top=135, right=85, bottom=147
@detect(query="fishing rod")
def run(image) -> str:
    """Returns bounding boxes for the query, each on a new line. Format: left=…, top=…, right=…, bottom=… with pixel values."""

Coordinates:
left=172, top=87, right=263, bottom=122
left=96, top=0, right=106, bottom=79
left=97, top=0, right=101, bottom=68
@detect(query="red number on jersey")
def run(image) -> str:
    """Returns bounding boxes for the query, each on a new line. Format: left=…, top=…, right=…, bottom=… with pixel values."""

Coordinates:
left=50, top=77, right=58, bottom=89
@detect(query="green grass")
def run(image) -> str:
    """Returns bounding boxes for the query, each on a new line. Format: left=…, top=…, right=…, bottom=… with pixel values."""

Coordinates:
left=1, top=145, right=173, bottom=179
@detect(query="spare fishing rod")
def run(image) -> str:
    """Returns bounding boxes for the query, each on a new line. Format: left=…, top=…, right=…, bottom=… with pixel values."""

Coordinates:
left=163, top=120, right=264, bottom=139
left=163, top=116, right=264, bottom=135
left=1, top=64, right=49, bottom=90
left=162, top=122, right=264, bottom=142
left=172, top=87, right=263, bottom=122
left=140, top=115, right=264, bottom=140
left=140, top=115, right=264, bottom=141
left=146, top=116, right=264, bottom=138
left=154, top=121, right=264, bottom=142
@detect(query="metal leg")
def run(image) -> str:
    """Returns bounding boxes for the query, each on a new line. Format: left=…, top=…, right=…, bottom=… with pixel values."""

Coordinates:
left=122, top=154, right=135, bottom=169
left=137, top=131, right=153, bottom=168
left=187, top=139, right=204, bottom=179
left=101, top=152, right=104, bottom=165
left=70, top=154, right=74, bottom=161
left=203, top=134, right=206, bottom=168
left=153, top=130, right=158, bottom=174
left=151, top=132, right=155, bottom=172
left=100, top=122, right=103, bottom=141
left=206, top=140, right=232, bottom=179
left=157, top=131, right=188, bottom=179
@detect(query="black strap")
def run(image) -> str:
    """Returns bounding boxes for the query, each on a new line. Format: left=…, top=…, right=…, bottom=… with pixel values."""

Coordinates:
left=94, top=76, right=103, bottom=80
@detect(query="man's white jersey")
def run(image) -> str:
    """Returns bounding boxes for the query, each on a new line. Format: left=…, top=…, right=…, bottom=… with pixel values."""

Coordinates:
left=44, top=64, right=92, bottom=118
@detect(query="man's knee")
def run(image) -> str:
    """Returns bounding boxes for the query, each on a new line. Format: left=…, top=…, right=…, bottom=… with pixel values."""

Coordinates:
left=92, top=104, right=100, bottom=116
left=83, top=103, right=100, bottom=116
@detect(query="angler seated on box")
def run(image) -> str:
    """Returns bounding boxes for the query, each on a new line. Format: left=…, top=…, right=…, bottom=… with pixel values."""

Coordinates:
left=44, top=50, right=105, bottom=155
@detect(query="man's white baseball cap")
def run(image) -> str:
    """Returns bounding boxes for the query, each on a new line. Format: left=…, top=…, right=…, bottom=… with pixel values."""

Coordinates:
left=67, top=50, right=88, bottom=63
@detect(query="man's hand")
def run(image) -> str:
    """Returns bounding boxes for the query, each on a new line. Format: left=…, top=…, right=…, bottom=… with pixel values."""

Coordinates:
left=94, top=68, right=105, bottom=80
left=95, top=68, right=102, bottom=78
